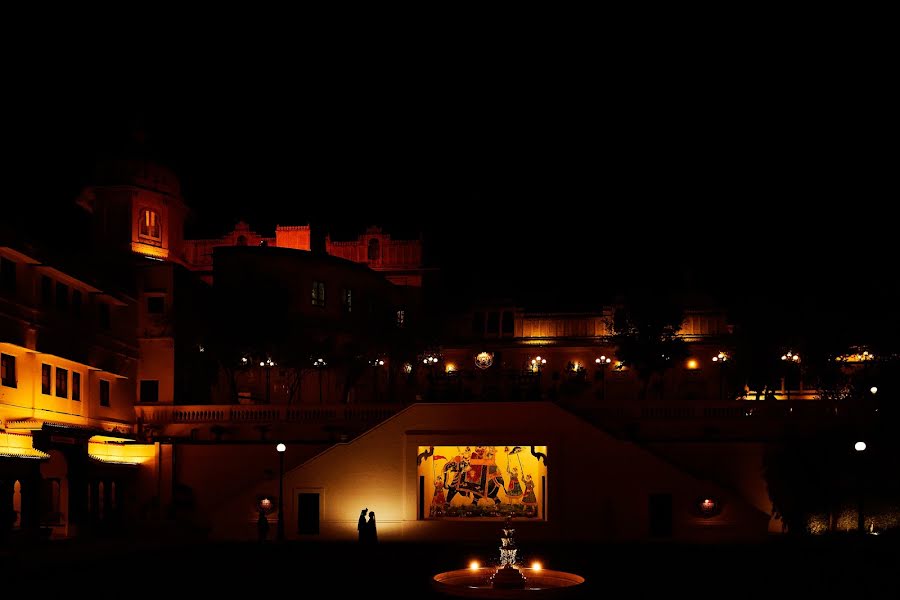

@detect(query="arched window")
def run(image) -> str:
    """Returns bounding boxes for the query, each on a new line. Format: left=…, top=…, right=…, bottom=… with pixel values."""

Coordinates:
left=139, top=209, right=161, bottom=240
left=367, top=238, right=380, bottom=262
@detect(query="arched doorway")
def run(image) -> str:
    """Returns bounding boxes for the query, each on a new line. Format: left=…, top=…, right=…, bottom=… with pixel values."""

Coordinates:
left=40, top=450, right=69, bottom=537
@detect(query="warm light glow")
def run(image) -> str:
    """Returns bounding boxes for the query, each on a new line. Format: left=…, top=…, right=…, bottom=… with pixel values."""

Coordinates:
left=403, top=362, right=412, bottom=373
left=541, top=359, right=546, bottom=364
left=378, top=360, right=384, bottom=366
left=259, top=361, right=265, bottom=367
left=87, top=440, right=155, bottom=465
left=855, top=441, right=867, bottom=452
left=572, top=361, right=580, bottom=371
left=276, top=443, right=286, bottom=453
left=870, top=386, right=878, bottom=394
left=536, top=356, right=541, bottom=362
left=686, top=359, right=698, bottom=370
left=531, top=561, right=542, bottom=571
left=595, top=358, right=601, bottom=364
left=712, top=356, right=718, bottom=362
left=469, top=561, right=480, bottom=571
left=445, top=363, right=456, bottom=373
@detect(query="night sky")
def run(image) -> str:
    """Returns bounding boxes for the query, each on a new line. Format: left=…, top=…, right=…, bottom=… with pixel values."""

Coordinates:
left=7, top=66, right=894, bottom=313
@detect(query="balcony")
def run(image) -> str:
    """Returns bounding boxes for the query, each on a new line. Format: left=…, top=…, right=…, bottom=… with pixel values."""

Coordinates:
left=135, top=403, right=401, bottom=427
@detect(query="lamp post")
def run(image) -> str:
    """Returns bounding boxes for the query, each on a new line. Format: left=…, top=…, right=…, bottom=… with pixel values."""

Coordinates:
left=259, top=358, right=275, bottom=404
left=313, top=358, right=327, bottom=403
left=711, top=352, right=729, bottom=401
left=595, top=355, right=612, bottom=401
left=276, top=442, right=286, bottom=542
left=780, top=351, right=800, bottom=402
left=370, top=358, right=384, bottom=402
left=854, top=440, right=867, bottom=535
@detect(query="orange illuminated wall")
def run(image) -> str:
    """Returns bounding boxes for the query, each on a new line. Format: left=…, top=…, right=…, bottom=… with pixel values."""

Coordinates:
left=274, top=225, right=312, bottom=251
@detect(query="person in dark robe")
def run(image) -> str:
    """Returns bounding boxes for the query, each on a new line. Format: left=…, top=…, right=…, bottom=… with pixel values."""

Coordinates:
left=358, top=507, right=368, bottom=542
left=365, top=511, right=377, bottom=544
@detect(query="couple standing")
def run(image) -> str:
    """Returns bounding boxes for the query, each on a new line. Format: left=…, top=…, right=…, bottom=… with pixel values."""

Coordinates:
left=358, top=508, right=377, bottom=543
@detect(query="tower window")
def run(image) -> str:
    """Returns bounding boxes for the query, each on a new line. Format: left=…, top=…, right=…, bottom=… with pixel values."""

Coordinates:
left=367, top=238, right=380, bottom=262
left=41, top=364, right=51, bottom=395
left=72, top=371, right=81, bottom=401
left=396, top=309, right=406, bottom=328
left=139, top=209, right=161, bottom=240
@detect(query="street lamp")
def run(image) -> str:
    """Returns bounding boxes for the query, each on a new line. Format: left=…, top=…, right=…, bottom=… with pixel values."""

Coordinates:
left=259, top=358, right=276, bottom=404
left=370, top=358, right=384, bottom=402
left=780, top=351, right=801, bottom=402
left=854, top=440, right=867, bottom=535
left=313, top=358, right=327, bottom=403
left=276, top=442, right=286, bottom=542
left=594, top=355, right=612, bottom=401
left=711, top=351, right=729, bottom=401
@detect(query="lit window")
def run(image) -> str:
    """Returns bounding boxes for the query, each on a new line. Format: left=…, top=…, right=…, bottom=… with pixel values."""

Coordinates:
left=99, top=380, right=110, bottom=407
left=312, top=281, right=325, bottom=307
left=342, top=288, right=352, bottom=313
left=1, top=353, right=16, bottom=388
left=396, top=309, right=405, bottom=328
left=140, top=380, right=159, bottom=403
left=0, top=257, right=15, bottom=294
left=139, top=209, right=161, bottom=239
left=72, top=371, right=81, bottom=401
left=41, top=364, right=51, bottom=395
left=56, top=367, right=68, bottom=398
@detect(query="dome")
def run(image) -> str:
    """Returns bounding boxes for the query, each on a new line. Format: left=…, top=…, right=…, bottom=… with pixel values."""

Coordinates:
left=93, top=158, right=182, bottom=197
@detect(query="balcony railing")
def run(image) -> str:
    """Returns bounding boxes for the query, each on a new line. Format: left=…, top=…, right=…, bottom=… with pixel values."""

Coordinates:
left=135, top=403, right=400, bottom=425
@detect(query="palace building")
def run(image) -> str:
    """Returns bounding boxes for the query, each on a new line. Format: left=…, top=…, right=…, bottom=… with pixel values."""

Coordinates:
left=3, top=157, right=873, bottom=543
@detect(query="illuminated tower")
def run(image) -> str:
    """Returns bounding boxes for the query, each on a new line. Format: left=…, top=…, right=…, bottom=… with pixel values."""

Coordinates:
left=76, top=158, right=187, bottom=263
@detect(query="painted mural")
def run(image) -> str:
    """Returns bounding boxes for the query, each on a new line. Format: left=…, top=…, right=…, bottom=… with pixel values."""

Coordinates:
left=417, top=445, right=547, bottom=519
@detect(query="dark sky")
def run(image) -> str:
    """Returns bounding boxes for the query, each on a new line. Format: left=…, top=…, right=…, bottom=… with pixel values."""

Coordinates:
left=7, top=60, right=895, bottom=311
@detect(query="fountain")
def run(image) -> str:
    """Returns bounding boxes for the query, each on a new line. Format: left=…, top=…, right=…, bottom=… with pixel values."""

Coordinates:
left=432, top=517, right=585, bottom=598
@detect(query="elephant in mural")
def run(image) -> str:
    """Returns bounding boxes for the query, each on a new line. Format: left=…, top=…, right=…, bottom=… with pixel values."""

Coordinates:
left=443, top=451, right=505, bottom=505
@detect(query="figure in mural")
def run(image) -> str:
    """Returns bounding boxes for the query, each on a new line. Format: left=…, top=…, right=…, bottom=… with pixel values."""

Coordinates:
left=357, top=507, right=368, bottom=542
left=506, top=467, right=523, bottom=500
left=430, top=477, right=447, bottom=517
left=522, top=474, right=538, bottom=516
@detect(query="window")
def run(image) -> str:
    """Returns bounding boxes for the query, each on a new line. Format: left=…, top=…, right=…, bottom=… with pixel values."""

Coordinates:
left=502, top=311, right=514, bottom=335
left=55, top=367, right=68, bottom=398
left=311, top=281, right=325, bottom=307
left=367, top=238, right=380, bottom=262
left=147, top=296, right=165, bottom=314
left=41, top=276, right=53, bottom=305
left=1, top=353, right=16, bottom=388
left=297, top=493, right=320, bottom=535
left=487, top=311, right=500, bottom=335
left=55, top=282, right=68, bottom=311
left=72, top=371, right=81, bottom=401
left=236, top=235, right=247, bottom=246
left=99, top=379, right=110, bottom=407
left=98, top=303, right=110, bottom=329
left=41, top=364, right=51, bottom=394
left=139, top=209, right=161, bottom=239
left=140, top=380, right=159, bottom=403
left=396, top=309, right=406, bottom=328
left=472, top=311, right=484, bottom=336
left=72, top=290, right=82, bottom=317
left=0, top=257, right=15, bottom=294
left=342, top=288, right=352, bottom=313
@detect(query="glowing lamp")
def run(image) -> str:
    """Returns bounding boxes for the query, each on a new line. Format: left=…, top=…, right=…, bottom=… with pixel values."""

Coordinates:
left=445, top=363, right=456, bottom=373
left=469, top=560, right=480, bottom=571
left=870, top=386, right=878, bottom=394
left=531, top=561, right=542, bottom=571
left=698, top=497, right=719, bottom=516
left=595, top=358, right=601, bottom=364
left=854, top=441, right=867, bottom=452
left=686, top=359, right=698, bottom=370
left=276, top=443, right=286, bottom=453
left=712, top=357, right=718, bottom=362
